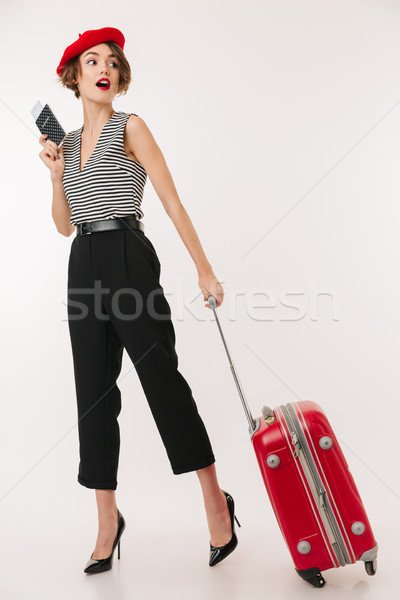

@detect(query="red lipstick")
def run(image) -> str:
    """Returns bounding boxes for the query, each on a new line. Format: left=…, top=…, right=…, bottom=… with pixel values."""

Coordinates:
left=96, top=78, right=111, bottom=90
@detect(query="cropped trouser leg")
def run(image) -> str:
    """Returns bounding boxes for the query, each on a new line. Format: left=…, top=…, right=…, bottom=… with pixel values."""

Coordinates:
left=67, top=227, right=215, bottom=490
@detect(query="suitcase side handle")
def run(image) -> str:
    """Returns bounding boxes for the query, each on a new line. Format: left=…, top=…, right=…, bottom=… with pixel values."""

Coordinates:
left=207, top=294, right=258, bottom=435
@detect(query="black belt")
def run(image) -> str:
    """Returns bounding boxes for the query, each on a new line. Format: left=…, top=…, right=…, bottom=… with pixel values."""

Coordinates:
left=76, top=215, right=145, bottom=236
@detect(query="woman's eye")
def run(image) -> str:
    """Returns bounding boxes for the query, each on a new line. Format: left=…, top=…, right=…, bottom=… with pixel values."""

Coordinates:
left=87, top=59, right=119, bottom=68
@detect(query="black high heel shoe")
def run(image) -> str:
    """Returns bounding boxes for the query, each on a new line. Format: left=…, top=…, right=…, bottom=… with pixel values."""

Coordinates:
left=84, top=509, right=126, bottom=574
left=209, top=489, right=241, bottom=567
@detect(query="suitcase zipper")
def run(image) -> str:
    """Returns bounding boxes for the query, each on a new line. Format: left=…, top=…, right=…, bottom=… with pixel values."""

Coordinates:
left=280, top=404, right=351, bottom=567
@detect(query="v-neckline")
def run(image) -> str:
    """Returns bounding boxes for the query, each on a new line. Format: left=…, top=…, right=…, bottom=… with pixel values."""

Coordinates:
left=78, top=111, right=119, bottom=173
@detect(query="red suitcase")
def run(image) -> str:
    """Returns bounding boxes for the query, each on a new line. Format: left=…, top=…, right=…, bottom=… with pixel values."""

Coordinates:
left=207, top=295, right=378, bottom=588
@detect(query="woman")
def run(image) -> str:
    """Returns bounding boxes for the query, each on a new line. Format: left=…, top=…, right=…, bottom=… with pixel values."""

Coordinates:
left=38, top=27, right=241, bottom=574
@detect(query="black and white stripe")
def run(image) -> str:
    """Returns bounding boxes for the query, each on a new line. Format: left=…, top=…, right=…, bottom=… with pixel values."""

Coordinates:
left=62, top=111, right=147, bottom=225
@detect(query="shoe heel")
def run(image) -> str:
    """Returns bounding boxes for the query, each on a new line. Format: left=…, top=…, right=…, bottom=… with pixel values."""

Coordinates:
left=118, top=540, right=121, bottom=559
left=234, top=515, right=241, bottom=527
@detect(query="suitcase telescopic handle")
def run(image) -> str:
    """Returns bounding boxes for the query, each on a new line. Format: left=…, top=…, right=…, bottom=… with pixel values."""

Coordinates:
left=207, top=294, right=257, bottom=434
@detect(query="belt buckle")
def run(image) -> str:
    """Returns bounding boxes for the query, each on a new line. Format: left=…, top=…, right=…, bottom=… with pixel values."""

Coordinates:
left=80, top=222, right=92, bottom=235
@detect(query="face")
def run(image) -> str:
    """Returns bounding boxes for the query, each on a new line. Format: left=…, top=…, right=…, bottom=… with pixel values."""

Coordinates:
left=75, top=43, right=120, bottom=99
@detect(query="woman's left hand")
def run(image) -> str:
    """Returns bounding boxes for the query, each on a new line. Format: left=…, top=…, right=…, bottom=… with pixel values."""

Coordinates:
left=198, top=271, right=224, bottom=309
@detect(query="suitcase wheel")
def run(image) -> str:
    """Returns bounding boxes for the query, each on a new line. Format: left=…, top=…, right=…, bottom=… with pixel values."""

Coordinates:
left=295, top=567, right=326, bottom=588
left=364, top=560, right=377, bottom=576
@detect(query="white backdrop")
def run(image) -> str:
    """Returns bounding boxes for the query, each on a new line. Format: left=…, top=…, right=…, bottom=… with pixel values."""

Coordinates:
left=1, top=0, right=398, bottom=598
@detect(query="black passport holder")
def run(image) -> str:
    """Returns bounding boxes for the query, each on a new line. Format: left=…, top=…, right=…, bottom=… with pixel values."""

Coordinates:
left=32, top=102, right=66, bottom=146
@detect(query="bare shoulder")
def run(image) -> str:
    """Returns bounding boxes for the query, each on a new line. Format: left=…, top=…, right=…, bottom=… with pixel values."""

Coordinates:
left=124, top=114, right=161, bottom=166
left=125, top=113, right=151, bottom=136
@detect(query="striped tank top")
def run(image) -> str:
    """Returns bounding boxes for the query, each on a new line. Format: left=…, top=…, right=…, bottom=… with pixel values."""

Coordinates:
left=62, top=111, right=147, bottom=225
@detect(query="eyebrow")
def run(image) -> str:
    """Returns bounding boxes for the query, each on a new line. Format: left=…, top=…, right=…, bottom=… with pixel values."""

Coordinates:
left=83, top=51, right=118, bottom=59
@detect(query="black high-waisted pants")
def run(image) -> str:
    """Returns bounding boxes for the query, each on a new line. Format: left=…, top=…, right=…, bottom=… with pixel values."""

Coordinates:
left=67, top=226, right=215, bottom=490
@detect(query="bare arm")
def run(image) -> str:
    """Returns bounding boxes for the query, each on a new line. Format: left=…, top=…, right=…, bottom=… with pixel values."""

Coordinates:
left=39, top=135, right=75, bottom=237
left=124, top=115, right=224, bottom=307
left=51, top=173, right=75, bottom=237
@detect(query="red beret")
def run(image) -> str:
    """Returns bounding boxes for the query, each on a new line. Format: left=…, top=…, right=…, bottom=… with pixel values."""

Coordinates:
left=56, top=27, right=125, bottom=76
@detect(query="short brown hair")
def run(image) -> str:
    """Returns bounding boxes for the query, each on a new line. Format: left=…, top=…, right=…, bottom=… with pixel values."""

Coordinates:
left=57, top=41, right=131, bottom=100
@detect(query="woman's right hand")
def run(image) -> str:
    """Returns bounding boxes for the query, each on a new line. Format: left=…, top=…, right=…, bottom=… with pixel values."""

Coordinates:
left=38, top=134, right=65, bottom=178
